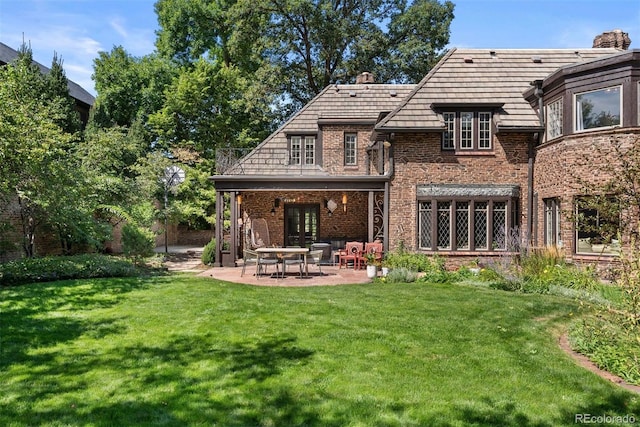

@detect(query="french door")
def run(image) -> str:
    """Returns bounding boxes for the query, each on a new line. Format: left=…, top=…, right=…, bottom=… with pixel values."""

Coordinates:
left=285, top=204, right=319, bottom=247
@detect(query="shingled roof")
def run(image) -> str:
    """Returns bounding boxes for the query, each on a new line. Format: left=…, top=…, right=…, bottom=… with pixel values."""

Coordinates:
left=0, top=41, right=95, bottom=107
left=225, top=82, right=414, bottom=176
left=375, top=48, right=621, bottom=132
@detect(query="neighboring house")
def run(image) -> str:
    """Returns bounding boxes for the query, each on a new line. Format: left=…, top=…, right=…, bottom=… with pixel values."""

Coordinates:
left=212, top=30, right=637, bottom=268
left=0, top=42, right=95, bottom=261
left=0, top=41, right=95, bottom=126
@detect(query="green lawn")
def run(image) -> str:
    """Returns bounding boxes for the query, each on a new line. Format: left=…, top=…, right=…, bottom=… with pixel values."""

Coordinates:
left=1, top=276, right=638, bottom=426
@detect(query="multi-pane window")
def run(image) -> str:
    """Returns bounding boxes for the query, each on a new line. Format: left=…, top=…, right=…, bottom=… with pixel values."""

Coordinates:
left=304, top=136, right=315, bottom=165
left=441, top=111, right=492, bottom=151
left=290, top=135, right=316, bottom=166
left=544, top=198, right=561, bottom=246
left=290, top=136, right=301, bottom=165
left=546, top=98, right=563, bottom=140
left=460, top=112, right=473, bottom=149
left=442, top=113, right=455, bottom=150
left=478, top=112, right=491, bottom=149
left=419, top=202, right=433, bottom=248
left=419, top=199, right=513, bottom=251
left=575, top=86, right=621, bottom=131
left=344, top=133, right=357, bottom=165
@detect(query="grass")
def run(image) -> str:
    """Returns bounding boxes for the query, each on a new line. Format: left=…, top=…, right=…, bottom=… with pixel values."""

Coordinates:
left=1, top=276, right=638, bottom=426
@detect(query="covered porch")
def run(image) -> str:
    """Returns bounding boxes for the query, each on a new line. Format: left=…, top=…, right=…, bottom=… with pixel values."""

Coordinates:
left=211, top=175, right=390, bottom=267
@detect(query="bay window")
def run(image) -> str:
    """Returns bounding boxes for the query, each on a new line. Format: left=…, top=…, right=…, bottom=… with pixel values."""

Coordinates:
left=575, top=197, right=620, bottom=255
left=546, top=98, right=563, bottom=140
left=575, top=86, right=621, bottom=132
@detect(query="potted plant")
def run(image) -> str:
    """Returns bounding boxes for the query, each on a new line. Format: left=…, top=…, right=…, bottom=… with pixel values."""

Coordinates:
left=365, top=253, right=378, bottom=278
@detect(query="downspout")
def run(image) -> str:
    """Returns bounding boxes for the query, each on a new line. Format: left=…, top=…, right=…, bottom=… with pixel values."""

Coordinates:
left=383, top=138, right=394, bottom=253
left=529, top=80, right=544, bottom=248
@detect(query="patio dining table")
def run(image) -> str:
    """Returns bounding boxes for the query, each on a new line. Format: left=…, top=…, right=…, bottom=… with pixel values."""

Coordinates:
left=256, top=247, right=309, bottom=278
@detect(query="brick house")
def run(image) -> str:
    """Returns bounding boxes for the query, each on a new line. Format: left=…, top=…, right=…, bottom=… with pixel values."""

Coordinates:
left=211, top=30, right=637, bottom=268
left=0, top=42, right=95, bottom=261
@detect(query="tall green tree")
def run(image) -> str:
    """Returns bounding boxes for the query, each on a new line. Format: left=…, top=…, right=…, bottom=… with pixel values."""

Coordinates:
left=155, top=0, right=455, bottom=111
left=0, top=45, right=96, bottom=256
left=92, top=47, right=177, bottom=131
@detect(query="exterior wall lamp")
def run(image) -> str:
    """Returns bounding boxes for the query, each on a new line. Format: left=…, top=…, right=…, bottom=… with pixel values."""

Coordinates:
left=236, top=194, right=242, bottom=206
left=271, top=197, right=280, bottom=216
left=342, top=194, right=348, bottom=212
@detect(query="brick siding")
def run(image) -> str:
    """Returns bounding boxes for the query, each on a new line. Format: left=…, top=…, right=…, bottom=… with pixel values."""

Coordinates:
left=387, top=132, right=533, bottom=255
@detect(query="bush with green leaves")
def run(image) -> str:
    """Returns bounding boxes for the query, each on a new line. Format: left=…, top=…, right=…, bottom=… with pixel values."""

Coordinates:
left=384, top=267, right=418, bottom=284
left=384, top=251, right=432, bottom=272
left=0, top=254, right=139, bottom=286
left=121, top=223, right=155, bottom=264
left=202, top=238, right=216, bottom=265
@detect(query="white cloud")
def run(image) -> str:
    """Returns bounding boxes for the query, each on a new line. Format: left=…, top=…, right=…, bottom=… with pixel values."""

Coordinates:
left=110, top=17, right=128, bottom=39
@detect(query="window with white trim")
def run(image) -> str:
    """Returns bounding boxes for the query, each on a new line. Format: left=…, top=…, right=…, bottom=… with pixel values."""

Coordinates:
left=290, top=135, right=316, bottom=166
left=460, top=112, right=473, bottom=149
left=442, top=112, right=455, bottom=150
left=441, top=111, right=493, bottom=151
left=419, top=198, right=513, bottom=251
left=546, top=98, right=563, bottom=140
left=544, top=198, right=561, bottom=246
left=344, top=133, right=357, bottom=165
left=575, top=86, right=621, bottom=132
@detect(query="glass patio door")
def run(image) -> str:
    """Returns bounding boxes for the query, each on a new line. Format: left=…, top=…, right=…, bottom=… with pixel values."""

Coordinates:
left=285, top=204, right=319, bottom=247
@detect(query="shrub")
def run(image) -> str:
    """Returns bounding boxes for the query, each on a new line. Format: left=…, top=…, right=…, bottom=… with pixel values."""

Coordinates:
left=202, top=238, right=216, bottom=265
left=384, top=251, right=431, bottom=272
left=121, top=223, right=155, bottom=265
left=385, top=267, right=417, bottom=284
left=0, top=254, right=139, bottom=286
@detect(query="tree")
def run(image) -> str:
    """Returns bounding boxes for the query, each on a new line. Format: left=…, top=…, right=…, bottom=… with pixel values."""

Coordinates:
left=0, top=45, right=87, bottom=256
left=155, top=0, right=455, bottom=111
left=92, top=47, right=177, bottom=130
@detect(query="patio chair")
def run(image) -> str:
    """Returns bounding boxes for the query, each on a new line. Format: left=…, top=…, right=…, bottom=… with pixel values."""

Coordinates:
left=241, top=249, right=279, bottom=277
left=357, top=242, right=384, bottom=269
left=307, top=250, right=324, bottom=275
left=339, top=241, right=363, bottom=269
left=281, top=251, right=304, bottom=278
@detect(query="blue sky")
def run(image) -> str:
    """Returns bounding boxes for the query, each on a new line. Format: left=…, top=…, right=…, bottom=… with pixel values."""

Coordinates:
left=1, top=0, right=639, bottom=96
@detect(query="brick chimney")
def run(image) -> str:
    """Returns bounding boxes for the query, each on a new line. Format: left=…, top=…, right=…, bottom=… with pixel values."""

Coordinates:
left=355, top=72, right=375, bottom=84
left=592, top=29, right=631, bottom=50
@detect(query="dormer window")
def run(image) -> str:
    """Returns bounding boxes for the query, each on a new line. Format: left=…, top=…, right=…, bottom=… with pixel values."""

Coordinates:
left=442, top=111, right=493, bottom=151
left=575, top=85, right=621, bottom=132
left=290, top=135, right=316, bottom=165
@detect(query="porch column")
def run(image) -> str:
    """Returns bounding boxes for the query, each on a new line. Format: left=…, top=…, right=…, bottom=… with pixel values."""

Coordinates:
left=383, top=182, right=390, bottom=252
left=368, top=191, right=375, bottom=242
left=215, top=190, right=224, bottom=267
left=230, top=191, right=238, bottom=267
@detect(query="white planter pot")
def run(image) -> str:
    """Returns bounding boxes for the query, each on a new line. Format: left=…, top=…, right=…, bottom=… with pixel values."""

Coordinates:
left=366, top=265, right=378, bottom=278
left=381, top=267, right=389, bottom=277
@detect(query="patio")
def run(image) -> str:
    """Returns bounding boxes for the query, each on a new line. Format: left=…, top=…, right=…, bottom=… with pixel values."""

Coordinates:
left=196, top=263, right=373, bottom=287
left=159, top=245, right=374, bottom=286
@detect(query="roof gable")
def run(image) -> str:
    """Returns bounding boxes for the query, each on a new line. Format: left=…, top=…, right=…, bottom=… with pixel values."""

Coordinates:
left=376, top=47, right=622, bottom=132
left=225, top=83, right=414, bottom=175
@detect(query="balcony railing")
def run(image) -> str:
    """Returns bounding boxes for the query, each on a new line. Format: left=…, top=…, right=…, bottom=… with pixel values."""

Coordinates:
left=216, top=147, right=291, bottom=175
